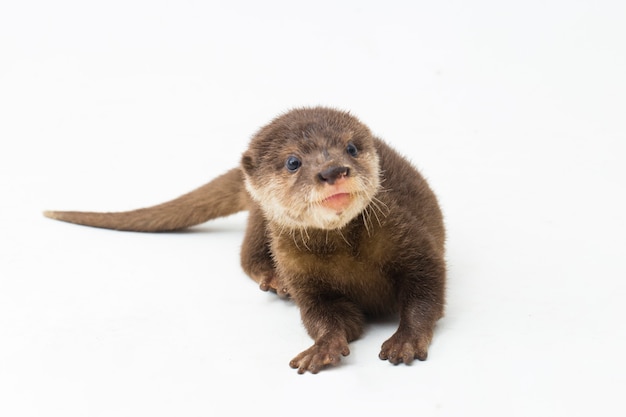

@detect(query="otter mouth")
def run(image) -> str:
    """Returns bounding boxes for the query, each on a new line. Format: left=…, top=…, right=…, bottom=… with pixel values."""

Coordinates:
left=320, top=192, right=353, bottom=211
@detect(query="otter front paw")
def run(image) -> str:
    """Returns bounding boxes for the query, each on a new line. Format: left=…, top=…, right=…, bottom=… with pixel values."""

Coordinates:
left=379, top=329, right=433, bottom=365
left=250, top=271, right=289, bottom=298
left=289, top=336, right=350, bottom=374
left=255, top=272, right=290, bottom=298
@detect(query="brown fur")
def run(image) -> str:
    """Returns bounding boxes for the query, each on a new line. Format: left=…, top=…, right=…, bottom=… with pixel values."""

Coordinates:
left=44, top=107, right=446, bottom=374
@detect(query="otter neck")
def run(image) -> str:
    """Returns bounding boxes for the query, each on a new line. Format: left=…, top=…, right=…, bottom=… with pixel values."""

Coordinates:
left=269, top=216, right=366, bottom=254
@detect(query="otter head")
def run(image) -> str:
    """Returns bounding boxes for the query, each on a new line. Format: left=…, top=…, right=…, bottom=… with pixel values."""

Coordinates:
left=241, top=107, right=381, bottom=231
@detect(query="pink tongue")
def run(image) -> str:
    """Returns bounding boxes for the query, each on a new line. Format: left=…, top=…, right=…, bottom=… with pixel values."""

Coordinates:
left=322, top=193, right=352, bottom=211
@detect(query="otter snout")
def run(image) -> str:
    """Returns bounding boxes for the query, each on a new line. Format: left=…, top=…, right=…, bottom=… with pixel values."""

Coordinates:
left=318, top=166, right=350, bottom=185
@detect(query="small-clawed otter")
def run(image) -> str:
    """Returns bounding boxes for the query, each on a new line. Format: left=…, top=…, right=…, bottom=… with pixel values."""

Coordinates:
left=44, top=107, right=446, bottom=374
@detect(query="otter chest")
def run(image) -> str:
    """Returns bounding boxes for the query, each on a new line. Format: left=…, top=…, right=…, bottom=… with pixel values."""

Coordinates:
left=272, top=230, right=397, bottom=313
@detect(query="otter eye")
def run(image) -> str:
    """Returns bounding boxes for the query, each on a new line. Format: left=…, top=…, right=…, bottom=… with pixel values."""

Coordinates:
left=346, top=142, right=358, bottom=157
left=285, top=156, right=302, bottom=172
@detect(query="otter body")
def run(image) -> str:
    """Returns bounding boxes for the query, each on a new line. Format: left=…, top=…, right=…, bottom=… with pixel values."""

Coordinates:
left=45, top=107, right=446, bottom=374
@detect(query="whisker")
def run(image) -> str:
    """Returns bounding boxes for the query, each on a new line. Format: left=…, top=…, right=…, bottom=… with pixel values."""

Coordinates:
left=299, top=228, right=311, bottom=251
left=369, top=200, right=383, bottom=225
left=372, top=196, right=390, bottom=215
left=290, top=228, right=301, bottom=251
left=336, top=228, right=351, bottom=247
left=361, top=207, right=373, bottom=237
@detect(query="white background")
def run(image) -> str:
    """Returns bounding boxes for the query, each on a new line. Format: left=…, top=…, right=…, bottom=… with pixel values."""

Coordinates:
left=1, top=1, right=625, bottom=416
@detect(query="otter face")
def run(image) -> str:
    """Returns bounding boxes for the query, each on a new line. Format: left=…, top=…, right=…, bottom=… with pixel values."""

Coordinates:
left=241, top=107, right=381, bottom=231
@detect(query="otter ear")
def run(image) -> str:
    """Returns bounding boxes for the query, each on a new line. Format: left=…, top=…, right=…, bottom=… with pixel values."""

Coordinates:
left=241, top=151, right=256, bottom=175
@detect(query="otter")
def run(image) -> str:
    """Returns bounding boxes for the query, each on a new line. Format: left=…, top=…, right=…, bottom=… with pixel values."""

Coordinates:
left=44, top=107, right=446, bottom=374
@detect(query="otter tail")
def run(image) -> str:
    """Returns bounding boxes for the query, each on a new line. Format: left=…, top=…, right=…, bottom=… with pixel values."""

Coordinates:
left=43, top=168, right=249, bottom=232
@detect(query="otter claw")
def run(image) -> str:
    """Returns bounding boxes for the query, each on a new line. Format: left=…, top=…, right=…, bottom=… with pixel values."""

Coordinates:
left=258, top=274, right=290, bottom=298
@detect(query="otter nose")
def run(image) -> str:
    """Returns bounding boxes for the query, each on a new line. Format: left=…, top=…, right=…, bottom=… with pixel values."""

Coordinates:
left=318, top=166, right=350, bottom=185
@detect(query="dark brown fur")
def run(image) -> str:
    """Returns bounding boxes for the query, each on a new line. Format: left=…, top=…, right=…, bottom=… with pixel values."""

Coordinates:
left=45, top=107, right=446, bottom=374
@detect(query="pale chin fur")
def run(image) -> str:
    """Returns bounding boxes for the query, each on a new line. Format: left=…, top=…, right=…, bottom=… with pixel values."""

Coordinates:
left=245, top=177, right=375, bottom=231
left=307, top=195, right=372, bottom=230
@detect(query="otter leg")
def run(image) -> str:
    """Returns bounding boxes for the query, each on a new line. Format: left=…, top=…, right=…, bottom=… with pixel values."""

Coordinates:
left=240, top=204, right=289, bottom=297
left=289, top=290, right=365, bottom=374
left=379, top=250, right=446, bottom=365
